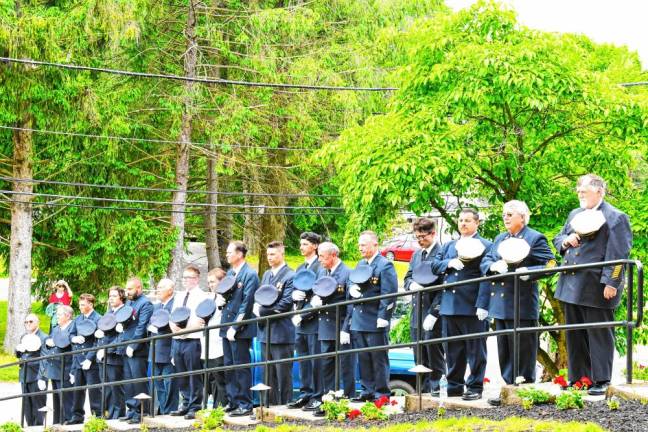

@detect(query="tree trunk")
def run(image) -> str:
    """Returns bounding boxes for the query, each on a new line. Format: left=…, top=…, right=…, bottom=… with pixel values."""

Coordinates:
left=167, top=0, right=197, bottom=285
left=205, top=147, right=221, bottom=270
left=4, top=113, right=34, bottom=353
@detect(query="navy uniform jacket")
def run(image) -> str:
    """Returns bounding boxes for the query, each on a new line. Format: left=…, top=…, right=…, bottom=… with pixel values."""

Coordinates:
left=404, top=244, right=440, bottom=327
left=553, top=201, right=632, bottom=309
left=480, top=226, right=555, bottom=320
left=121, top=294, right=154, bottom=357
left=71, top=310, right=102, bottom=371
left=17, top=330, right=48, bottom=383
left=44, top=322, right=76, bottom=380
left=149, top=297, right=175, bottom=364
left=318, top=262, right=352, bottom=341
left=96, top=329, right=123, bottom=366
left=295, top=260, right=322, bottom=335
left=257, top=265, right=295, bottom=344
left=344, top=254, right=398, bottom=333
left=220, top=262, right=259, bottom=339
left=432, top=234, right=493, bottom=316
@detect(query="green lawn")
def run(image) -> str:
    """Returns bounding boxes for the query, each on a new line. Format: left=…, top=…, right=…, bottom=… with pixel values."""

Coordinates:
left=0, top=301, right=50, bottom=382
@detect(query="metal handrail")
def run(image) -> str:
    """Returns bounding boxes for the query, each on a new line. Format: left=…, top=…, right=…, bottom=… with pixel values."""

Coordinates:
left=4, top=259, right=643, bottom=424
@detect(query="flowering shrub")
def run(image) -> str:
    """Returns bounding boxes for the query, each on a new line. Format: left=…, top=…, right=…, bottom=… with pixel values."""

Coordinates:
left=321, top=397, right=352, bottom=421
left=556, top=389, right=584, bottom=410
left=516, top=386, right=552, bottom=409
left=360, top=396, right=399, bottom=420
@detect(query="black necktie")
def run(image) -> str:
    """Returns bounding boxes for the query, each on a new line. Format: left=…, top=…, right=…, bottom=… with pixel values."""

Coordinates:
left=305, top=262, right=309, bottom=269
left=422, top=250, right=428, bottom=261
left=183, top=291, right=190, bottom=307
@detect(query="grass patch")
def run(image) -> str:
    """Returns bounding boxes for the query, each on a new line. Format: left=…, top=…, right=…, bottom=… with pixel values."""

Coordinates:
left=252, top=417, right=605, bottom=431
left=0, top=300, right=51, bottom=382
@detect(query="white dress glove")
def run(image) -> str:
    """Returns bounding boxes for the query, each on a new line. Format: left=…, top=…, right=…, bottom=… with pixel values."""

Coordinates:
left=291, top=315, right=302, bottom=326
left=422, top=314, right=437, bottom=331
left=490, top=259, right=509, bottom=274
left=126, top=346, right=134, bottom=357
left=15, top=344, right=25, bottom=353
left=448, top=258, right=465, bottom=270
left=69, top=374, right=75, bottom=385
left=226, top=327, right=237, bottom=341
left=292, top=290, right=306, bottom=301
left=81, top=359, right=92, bottom=370
left=476, top=308, right=489, bottom=321
left=45, top=338, right=55, bottom=347
left=515, top=266, right=530, bottom=281
left=171, top=357, right=175, bottom=366
left=409, top=281, right=423, bottom=291
left=349, top=284, right=362, bottom=299
left=94, top=329, right=105, bottom=339
left=71, top=335, right=85, bottom=344
left=310, top=295, right=323, bottom=308
left=215, top=294, right=226, bottom=307
left=376, top=318, right=389, bottom=328
left=340, top=331, right=351, bottom=345
left=37, top=380, right=47, bottom=391
left=253, top=303, right=261, bottom=317
left=147, top=325, right=159, bottom=334
left=96, top=349, right=105, bottom=362
left=115, top=323, right=124, bottom=333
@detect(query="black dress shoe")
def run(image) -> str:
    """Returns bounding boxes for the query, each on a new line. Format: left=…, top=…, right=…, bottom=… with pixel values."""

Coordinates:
left=127, top=417, right=141, bottom=424
left=313, top=408, right=326, bottom=417
left=588, top=383, right=609, bottom=396
left=170, top=408, right=189, bottom=416
left=229, top=407, right=252, bottom=417
left=350, top=395, right=373, bottom=403
left=184, top=411, right=197, bottom=420
left=224, top=404, right=237, bottom=413
left=462, top=390, right=482, bottom=401
left=303, top=400, right=322, bottom=411
left=287, top=397, right=309, bottom=409
left=431, top=390, right=440, bottom=397
left=63, top=419, right=83, bottom=425
left=118, top=415, right=131, bottom=421
left=487, top=397, right=501, bottom=406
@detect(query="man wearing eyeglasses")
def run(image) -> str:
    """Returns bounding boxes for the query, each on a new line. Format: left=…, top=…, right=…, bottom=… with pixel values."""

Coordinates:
left=403, top=218, right=445, bottom=395
left=16, top=314, right=48, bottom=426
left=553, top=174, right=632, bottom=396
left=169, top=265, right=208, bottom=420
left=480, top=200, right=555, bottom=406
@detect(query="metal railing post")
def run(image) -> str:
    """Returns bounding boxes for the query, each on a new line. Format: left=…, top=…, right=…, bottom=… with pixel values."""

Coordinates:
left=101, top=346, right=107, bottom=417
left=265, top=317, right=271, bottom=408
left=416, top=291, right=422, bottom=400
left=334, top=304, right=340, bottom=392
left=203, top=325, right=209, bottom=409
left=59, top=353, right=65, bottom=423
left=626, top=263, right=634, bottom=384
left=513, top=274, right=520, bottom=385
left=150, top=336, right=157, bottom=417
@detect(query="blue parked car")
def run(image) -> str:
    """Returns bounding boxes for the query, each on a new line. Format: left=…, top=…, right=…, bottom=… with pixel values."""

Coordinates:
left=250, top=339, right=416, bottom=398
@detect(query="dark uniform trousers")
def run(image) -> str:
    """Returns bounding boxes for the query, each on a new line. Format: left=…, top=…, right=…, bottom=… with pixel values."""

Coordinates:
left=410, top=323, right=446, bottom=392
left=223, top=338, right=253, bottom=411
left=320, top=340, right=356, bottom=398
left=103, top=355, right=125, bottom=419
left=261, top=343, right=294, bottom=405
left=353, top=331, right=390, bottom=399
left=563, top=303, right=615, bottom=383
left=494, top=319, right=538, bottom=384
left=442, top=316, right=487, bottom=393
left=204, top=357, right=227, bottom=408
left=152, top=361, right=179, bottom=414
left=71, top=365, right=101, bottom=419
left=173, top=338, right=203, bottom=413
left=295, top=332, right=322, bottom=400
left=51, top=378, right=74, bottom=424
left=21, top=381, right=46, bottom=426
left=123, top=355, right=150, bottom=418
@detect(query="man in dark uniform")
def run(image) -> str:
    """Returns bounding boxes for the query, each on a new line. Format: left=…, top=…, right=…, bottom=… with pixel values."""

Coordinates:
left=254, top=241, right=296, bottom=406
left=16, top=313, right=48, bottom=426
left=147, top=278, right=179, bottom=415
left=404, top=217, right=445, bottom=394
left=68, top=293, right=102, bottom=423
left=432, top=209, right=492, bottom=400
left=553, top=174, right=632, bottom=396
left=120, top=277, right=154, bottom=424
left=219, top=240, right=259, bottom=417
left=481, top=200, right=555, bottom=405
left=288, top=232, right=323, bottom=411
left=96, top=286, right=127, bottom=419
left=44, top=305, right=76, bottom=425
left=344, top=230, right=398, bottom=402
left=315, top=241, right=357, bottom=413
left=170, top=265, right=208, bottom=420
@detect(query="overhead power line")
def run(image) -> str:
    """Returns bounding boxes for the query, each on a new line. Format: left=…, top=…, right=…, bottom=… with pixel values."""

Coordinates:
left=0, top=176, right=340, bottom=199
left=0, top=190, right=344, bottom=211
left=0, top=198, right=338, bottom=217
left=0, top=57, right=398, bottom=92
left=0, top=125, right=309, bottom=152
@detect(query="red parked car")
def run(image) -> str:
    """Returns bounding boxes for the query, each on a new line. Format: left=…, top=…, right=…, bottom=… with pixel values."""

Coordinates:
left=380, top=234, right=420, bottom=262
